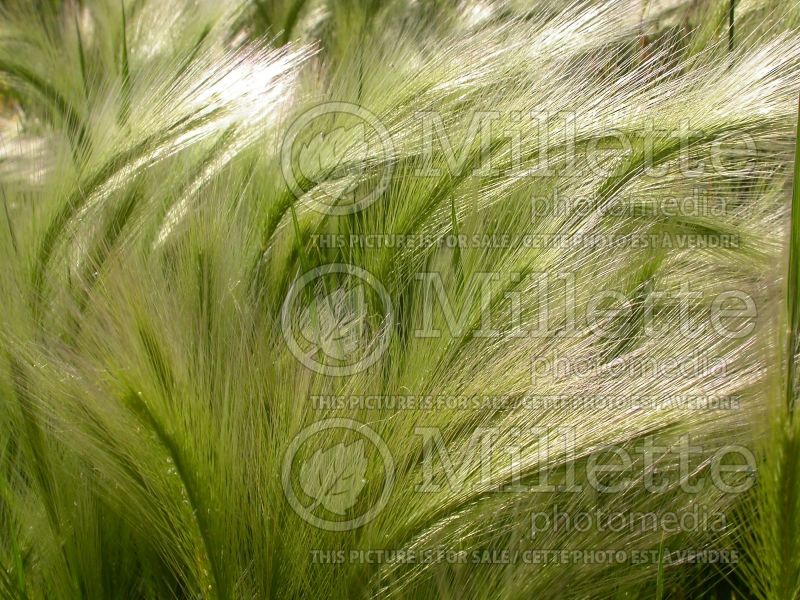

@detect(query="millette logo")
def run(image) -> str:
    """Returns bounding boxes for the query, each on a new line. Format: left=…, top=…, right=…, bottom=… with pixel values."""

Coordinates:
left=282, top=418, right=395, bottom=531
left=280, top=101, right=395, bottom=215
left=281, top=264, right=393, bottom=376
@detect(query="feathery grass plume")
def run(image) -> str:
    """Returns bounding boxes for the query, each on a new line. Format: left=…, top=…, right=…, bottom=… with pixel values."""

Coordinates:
left=734, top=95, right=800, bottom=600
left=0, top=0, right=798, bottom=598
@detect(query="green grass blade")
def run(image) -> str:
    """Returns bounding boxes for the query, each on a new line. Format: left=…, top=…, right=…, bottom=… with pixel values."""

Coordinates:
left=787, top=94, right=800, bottom=414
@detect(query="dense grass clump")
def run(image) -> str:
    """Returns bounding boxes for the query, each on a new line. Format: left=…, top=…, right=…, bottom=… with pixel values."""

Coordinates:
left=0, top=0, right=799, bottom=598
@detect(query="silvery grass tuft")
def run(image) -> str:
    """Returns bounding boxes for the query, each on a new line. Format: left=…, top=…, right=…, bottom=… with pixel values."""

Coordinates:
left=0, top=0, right=799, bottom=598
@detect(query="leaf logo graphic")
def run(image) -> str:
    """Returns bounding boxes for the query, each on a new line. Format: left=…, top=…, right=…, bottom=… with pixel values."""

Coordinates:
left=299, top=285, right=367, bottom=360
left=282, top=417, right=395, bottom=529
left=299, top=440, right=368, bottom=515
left=281, top=103, right=396, bottom=215
left=281, top=263, right=394, bottom=376
left=297, top=124, right=368, bottom=188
